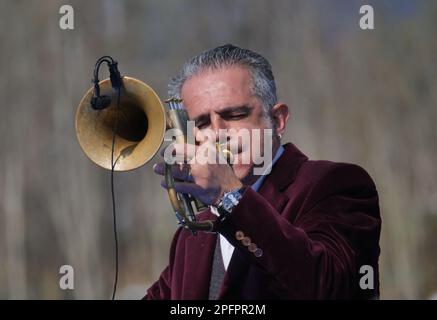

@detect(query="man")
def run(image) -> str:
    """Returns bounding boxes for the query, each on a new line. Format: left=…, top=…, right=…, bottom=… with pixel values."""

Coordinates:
left=144, top=44, right=381, bottom=299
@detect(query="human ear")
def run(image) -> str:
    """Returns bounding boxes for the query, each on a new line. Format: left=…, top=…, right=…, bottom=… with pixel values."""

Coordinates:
left=271, top=103, right=289, bottom=136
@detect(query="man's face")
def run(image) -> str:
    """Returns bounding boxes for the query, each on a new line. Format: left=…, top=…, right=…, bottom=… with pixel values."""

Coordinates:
left=181, top=66, right=274, bottom=185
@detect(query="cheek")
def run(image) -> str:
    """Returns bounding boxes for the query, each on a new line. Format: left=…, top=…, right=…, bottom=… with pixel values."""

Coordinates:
left=226, top=128, right=270, bottom=171
left=239, top=129, right=268, bottom=158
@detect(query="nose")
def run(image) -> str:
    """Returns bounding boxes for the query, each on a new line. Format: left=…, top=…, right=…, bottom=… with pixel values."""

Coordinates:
left=210, top=115, right=228, bottom=142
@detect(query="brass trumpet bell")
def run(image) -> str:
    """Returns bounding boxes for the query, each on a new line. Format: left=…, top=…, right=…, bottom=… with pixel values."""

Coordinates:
left=75, top=77, right=166, bottom=171
left=75, top=56, right=229, bottom=233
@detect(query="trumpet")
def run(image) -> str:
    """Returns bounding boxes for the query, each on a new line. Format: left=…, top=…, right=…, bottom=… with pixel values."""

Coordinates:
left=75, top=56, right=230, bottom=233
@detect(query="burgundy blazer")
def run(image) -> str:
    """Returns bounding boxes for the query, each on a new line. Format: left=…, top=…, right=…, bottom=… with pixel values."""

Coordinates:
left=144, top=143, right=381, bottom=299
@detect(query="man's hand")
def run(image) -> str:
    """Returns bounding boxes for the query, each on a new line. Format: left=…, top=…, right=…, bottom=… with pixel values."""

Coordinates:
left=153, top=128, right=243, bottom=206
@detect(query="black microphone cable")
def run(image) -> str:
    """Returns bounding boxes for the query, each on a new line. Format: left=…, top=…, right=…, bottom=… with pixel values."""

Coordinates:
left=91, top=56, right=122, bottom=300
left=110, top=84, right=121, bottom=300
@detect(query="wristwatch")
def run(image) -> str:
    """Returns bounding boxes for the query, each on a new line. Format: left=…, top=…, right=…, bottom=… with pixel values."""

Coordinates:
left=216, top=187, right=243, bottom=215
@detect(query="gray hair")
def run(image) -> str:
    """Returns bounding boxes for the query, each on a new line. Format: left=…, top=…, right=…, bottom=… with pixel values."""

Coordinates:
left=168, top=44, right=278, bottom=126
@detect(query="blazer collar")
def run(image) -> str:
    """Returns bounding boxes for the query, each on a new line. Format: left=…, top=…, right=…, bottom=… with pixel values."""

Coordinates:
left=264, top=142, right=309, bottom=191
left=256, top=142, right=308, bottom=213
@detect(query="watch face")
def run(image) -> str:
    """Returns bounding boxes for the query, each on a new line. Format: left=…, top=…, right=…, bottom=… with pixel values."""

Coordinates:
left=224, top=202, right=233, bottom=212
left=221, top=189, right=242, bottom=213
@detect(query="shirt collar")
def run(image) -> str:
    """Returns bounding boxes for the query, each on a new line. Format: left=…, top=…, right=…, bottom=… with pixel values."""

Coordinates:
left=250, top=144, right=285, bottom=192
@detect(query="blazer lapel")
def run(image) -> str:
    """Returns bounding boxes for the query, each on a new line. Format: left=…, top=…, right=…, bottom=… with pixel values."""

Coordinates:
left=219, top=143, right=308, bottom=299
left=257, top=143, right=308, bottom=212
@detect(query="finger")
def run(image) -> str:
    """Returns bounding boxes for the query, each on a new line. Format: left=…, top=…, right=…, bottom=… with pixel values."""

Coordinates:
left=160, top=180, right=203, bottom=197
left=153, top=162, right=165, bottom=175
left=155, top=163, right=193, bottom=181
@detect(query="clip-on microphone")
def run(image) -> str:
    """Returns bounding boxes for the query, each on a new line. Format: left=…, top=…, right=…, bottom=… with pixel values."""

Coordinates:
left=90, top=56, right=122, bottom=110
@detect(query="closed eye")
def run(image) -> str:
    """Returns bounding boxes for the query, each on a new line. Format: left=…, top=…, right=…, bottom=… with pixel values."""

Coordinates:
left=193, top=105, right=253, bottom=129
left=218, top=105, right=252, bottom=121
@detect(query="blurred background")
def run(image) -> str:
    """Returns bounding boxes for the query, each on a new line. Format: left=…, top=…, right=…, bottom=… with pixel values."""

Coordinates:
left=0, top=0, right=436, bottom=299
